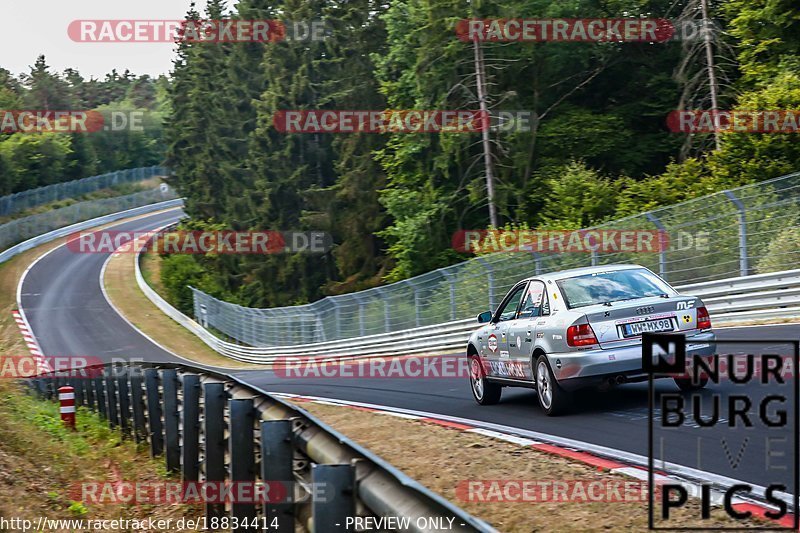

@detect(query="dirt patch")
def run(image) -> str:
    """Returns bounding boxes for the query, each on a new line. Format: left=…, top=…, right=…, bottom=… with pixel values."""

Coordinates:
left=291, top=401, right=776, bottom=532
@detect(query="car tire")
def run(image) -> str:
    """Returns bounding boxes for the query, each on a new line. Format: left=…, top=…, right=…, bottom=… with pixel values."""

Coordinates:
left=674, top=376, right=709, bottom=391
left=469, top=355, right=502, bottom=405
left=535, top=355, right=571, bottom=416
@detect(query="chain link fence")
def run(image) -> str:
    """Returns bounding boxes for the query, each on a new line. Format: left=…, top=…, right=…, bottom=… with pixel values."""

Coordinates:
left=192, top=171, right=800, bottom=347
left=0, top=166, right=167, bottom=217
left=0, top=185, right=178, bottom=252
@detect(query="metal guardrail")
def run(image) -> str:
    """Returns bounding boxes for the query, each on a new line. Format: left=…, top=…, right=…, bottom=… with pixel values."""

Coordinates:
left=192, top=170, right=800, bottom=347
left=0, top=198, right=184, bottom=265
left=25, top=362, right=493, bottom=533
left=135, top=224, right=800, bottom=363
left=0, top=166, right=167, bottom=216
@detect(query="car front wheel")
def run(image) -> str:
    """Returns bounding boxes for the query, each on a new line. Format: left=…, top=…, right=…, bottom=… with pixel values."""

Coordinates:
left=469, top=355, right=502, bottom=405
left=535, top=355, right=571, bottom=416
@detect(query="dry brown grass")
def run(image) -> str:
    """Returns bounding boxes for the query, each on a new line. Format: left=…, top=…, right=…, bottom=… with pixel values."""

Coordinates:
left=293, top=401, right=778, bottom=532
left=103, top=247, right=260, bottom=369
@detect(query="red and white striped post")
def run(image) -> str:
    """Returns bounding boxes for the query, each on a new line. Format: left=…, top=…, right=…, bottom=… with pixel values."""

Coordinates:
left=58, top=386, right=76, bottom=430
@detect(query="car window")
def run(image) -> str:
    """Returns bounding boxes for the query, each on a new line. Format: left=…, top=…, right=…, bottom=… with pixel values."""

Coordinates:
left=555, top=268, right=672, bottom=309
left=518, top=281, right=545, bottom=318
left=496, top=285, right=526, bottom=322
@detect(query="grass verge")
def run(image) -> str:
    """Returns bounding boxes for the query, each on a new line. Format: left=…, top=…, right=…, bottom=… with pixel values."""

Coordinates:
left=291, top=401, right=774, bottom=532
left=0, top=207, right=201, bottom=531
left=0, top=380, right=199, bottom=530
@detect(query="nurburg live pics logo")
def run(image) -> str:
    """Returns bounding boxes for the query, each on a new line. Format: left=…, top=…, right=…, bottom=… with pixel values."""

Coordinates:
left=642, top=333, right=799, bottom=530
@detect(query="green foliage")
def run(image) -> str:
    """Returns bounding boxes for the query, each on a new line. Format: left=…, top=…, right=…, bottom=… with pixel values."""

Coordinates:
left=0, top=56, right=166, bottom=195
left=161, top=0, right=800, bottom=309
left=536, top=161, right=623, bottom=229
left=756, top=227, right=800, bottom=274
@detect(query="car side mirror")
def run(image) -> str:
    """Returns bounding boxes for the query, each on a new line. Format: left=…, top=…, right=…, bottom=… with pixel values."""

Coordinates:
left=477, top=311, right=493, bottom=323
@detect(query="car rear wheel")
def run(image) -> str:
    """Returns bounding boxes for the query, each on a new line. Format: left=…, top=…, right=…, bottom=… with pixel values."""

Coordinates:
left=674, top=376, right=709, bottom=391
left=469, top=355, right=501, bottom=405
left=535, top=355, right=571, bottom=416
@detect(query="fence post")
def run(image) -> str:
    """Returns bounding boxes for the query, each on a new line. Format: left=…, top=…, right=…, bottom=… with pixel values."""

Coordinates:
left=330, top=300, right=341, bottom=340
left=476, top=257, right=496, bottom=311
left=645, top=212, right=668, bottom=280
left=723, top=190, right=750, bottom=277
left=130, top=372, right=146, bottom=443
left=311, top=463, right=355, bottom=533
left=203, top=382, right=226, bottom=522
left=439, top=269, right=457, bottom=321
left=144, top=368, right=164, bottom=457
left=384, top=298, right=391, bottom=333
left=230, top=398, right=257, bottom=528
left=181, top=374, right=201, bottom=482
left=161, top=369, right=180, bottom=473
left=260, top=420, right=294, bottom=532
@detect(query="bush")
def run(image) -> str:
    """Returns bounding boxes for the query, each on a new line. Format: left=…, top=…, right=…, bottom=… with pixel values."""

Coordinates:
left=756, top=227, right=800, bottom=274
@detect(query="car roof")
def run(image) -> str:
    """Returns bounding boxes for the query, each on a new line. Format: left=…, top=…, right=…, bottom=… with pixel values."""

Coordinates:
left=522, top=264, right=645, bottom=283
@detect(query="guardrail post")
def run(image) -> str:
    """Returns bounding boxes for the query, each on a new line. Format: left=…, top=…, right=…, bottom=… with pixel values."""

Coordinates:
left=85, top=374, right=96, bottom=410
left=72, top=377, right=84, bottom=407
left=94, top=376, right=107, bottom=419
left=230, top=398, right=257, bottom=528
left=203, top=382, right=226, bottom=522
left=260, top=420, right=294, bottom=532
left=645, top=212, right=668, bottom=280
left=144, top=368, right=163, bottom=457
left=105, top=373, right=118, bottom=428
left=723, top=190, right=750, bottom=277
left=181, top=374, right=201, bottom=482
left=162, top=369, right=180, bottom=473
left=311, top=463, right=355, bottom=533
left=116, top=369, right=131, bottom=436
left=130, top=372, right=146, bottom=443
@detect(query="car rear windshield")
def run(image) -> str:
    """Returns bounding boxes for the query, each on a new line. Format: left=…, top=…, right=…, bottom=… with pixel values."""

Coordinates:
left=555, top=268, right=672, bottom=309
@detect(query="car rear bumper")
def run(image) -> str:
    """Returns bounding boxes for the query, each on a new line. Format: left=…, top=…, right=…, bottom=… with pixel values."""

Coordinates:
left=549, top=331, right=716, bottom=391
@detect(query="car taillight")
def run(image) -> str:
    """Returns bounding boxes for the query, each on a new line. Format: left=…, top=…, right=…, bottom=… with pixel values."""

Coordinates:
left=567, top=323, right=598, bottom=347
left=697, top=306, right=711, bottom=330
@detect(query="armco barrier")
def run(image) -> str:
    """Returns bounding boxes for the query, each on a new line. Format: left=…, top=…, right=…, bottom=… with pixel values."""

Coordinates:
left=26, top=362, right=493, bottom=533
left=0, top=198, right=183, bottom=265
left=132, top=226, right=800, bottom=364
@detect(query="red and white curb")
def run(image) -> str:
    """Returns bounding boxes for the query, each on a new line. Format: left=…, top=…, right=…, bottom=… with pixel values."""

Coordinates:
left=12, top=309, right=51, bottom=374
left=272, top=392, right=796, bottom=528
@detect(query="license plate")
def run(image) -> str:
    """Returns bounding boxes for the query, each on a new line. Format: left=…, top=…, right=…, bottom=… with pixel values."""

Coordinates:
left=623, top=318, right=674, bottom=337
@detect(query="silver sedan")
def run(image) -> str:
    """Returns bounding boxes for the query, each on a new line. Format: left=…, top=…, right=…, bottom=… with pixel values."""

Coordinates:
left=466, top=264, right=716, bottom=415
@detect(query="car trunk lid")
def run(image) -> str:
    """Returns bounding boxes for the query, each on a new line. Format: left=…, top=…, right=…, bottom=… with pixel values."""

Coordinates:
left=580, top=295, right=699, bottom=348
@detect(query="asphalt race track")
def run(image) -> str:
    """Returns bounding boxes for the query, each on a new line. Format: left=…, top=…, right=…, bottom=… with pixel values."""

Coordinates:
left=19, top=208, right=800, bottom=497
